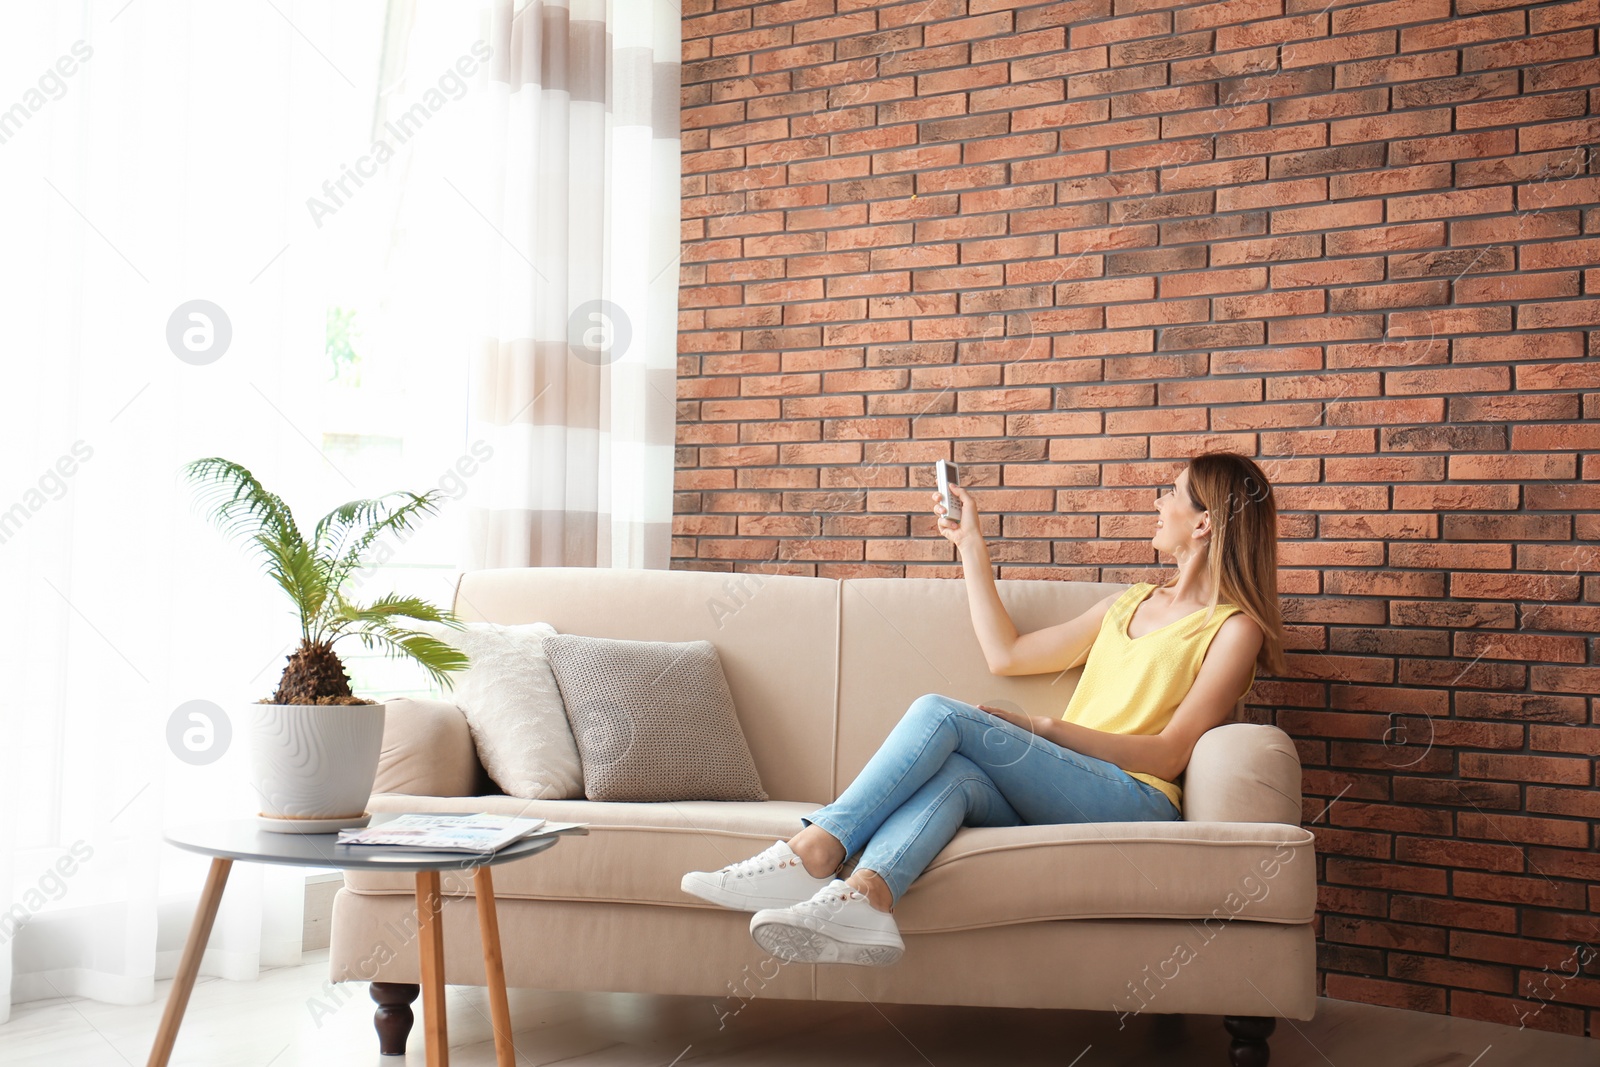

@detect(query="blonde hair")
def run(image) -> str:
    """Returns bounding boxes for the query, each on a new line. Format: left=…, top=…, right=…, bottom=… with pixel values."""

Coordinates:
left=1156, top=451, right=1288, bottom=677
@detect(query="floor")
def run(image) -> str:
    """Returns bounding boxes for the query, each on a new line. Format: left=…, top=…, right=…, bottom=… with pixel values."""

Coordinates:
left=0, top=950, right=1593, bottom=1066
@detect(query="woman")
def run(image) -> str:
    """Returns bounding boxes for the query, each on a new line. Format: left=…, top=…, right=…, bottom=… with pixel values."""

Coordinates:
left=681, top=451, right=1287, bottom=966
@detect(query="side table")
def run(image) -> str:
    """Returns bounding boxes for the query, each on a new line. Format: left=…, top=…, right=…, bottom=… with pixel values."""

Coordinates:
left=148, top=813, right=587, bottom=1066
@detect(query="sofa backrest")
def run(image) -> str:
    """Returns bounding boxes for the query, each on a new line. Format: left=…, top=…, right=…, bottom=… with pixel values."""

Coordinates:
left=834, top=577, right=1133, bottom=794
left=453, top=566, right=840, bottom=803
left=453, top=567, right=1255, bottom=809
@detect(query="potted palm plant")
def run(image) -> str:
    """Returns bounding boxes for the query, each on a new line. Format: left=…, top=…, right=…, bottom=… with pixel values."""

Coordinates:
left=185, top=457, right=469, bottom=833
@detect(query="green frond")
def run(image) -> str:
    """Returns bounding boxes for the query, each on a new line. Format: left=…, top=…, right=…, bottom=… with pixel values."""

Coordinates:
left=185, top=457, right=325, bottom=639
left=326, top=593, right=461, bottom=636
left=184, top=457, right=306, bottom=549
left=313, top=497, right=394, bottom=560
left=322, top=492, right=443, bottom=595
left=349, top=625, right=470, bottom=690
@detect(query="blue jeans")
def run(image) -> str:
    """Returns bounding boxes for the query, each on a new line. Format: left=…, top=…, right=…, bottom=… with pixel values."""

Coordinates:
left=800, top=693, right=1181, bottom=903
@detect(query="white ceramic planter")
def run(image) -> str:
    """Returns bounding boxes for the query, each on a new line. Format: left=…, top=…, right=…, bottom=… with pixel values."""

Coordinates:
left=247, top=702, right=387, bottom=833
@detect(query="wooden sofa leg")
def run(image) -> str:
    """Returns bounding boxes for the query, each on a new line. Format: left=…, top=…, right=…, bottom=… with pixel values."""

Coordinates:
left=1223, top=1015, right=1276, bottom=1067
left=371, top=982, right=420, bottom=1056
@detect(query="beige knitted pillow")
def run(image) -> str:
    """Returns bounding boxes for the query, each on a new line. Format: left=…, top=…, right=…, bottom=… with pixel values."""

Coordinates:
left=542, top=635, right=768, bottom=803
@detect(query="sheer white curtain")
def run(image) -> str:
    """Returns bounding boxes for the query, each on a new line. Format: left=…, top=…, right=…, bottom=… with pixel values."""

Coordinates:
left=0, top=0, right=484, bottom=1021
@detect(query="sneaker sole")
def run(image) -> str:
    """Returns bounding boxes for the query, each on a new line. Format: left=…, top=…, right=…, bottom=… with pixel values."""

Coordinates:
left=750, top=916, right=905, bottom=966
left=680, top=872, right=818, bottom=912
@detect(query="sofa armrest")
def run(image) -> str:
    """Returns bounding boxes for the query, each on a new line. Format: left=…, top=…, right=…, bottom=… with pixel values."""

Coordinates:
left=1181, top=722, right=1303, bottom=825
left=372, top=697, right=484, bottom=798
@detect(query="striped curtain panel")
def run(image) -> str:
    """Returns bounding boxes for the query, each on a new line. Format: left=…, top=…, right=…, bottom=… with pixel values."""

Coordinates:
left=465, top=0, right=681, bottom=569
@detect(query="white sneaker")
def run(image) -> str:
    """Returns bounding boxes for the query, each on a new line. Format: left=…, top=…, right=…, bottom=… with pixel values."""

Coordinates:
left=681, top=840, right=834, bottom=912
left=749, top=878, right=905, bottom=966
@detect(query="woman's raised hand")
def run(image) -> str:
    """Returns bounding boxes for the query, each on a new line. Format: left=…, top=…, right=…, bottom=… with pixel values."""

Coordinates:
left=931, top=483, right=981, bottom=550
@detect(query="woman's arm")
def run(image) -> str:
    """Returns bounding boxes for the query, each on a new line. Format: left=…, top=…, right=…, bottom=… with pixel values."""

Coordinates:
left=979, top=705, right=1175, bottom=777
left=933, top=485, right=1019, bottom=673
left=934, top=485, right=1115, bottom=676
left=981, top=613, right=1264, bottom=781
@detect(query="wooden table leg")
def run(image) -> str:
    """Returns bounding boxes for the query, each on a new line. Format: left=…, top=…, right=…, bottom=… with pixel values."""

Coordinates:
left=147, top=857, right=232, bottom=1067
left=416, top=871, right=449, bottom=1066
left=474, top=866, right=515, bottom=1067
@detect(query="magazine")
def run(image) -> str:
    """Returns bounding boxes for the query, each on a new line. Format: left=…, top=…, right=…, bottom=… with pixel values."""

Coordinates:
left=337, top=813, right=563, bottom=853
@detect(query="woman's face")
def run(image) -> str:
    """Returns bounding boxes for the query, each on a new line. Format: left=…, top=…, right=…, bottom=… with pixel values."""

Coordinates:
left=1153, top=468, right=1206, bottom=556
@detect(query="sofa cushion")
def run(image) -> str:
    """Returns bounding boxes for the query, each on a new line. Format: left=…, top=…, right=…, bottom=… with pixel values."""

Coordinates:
left=345, top=795, right=1317, bottom=930
left=544, top=635, right=767, bottom=803
left=416, top=620, right=583, bottom=800
left=371, top=698, right=482, bottom=798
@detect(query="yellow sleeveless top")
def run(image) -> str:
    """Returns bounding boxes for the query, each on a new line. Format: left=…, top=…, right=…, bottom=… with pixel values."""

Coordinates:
left=1058, top=582, right=1258, bottom=812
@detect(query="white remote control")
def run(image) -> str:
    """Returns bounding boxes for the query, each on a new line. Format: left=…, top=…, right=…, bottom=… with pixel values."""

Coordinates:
left=936, top=460, right=962, bottom=524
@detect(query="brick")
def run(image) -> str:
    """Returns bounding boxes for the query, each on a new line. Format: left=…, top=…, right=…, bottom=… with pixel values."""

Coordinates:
left=1458, top=272, right=1580, bottom=304
left=1270, top=143, right=1387, bottom=179
left=1520, top=238, right=1600, bottom=271
left=1214, top=290, right=1325, bottom=318
left=1158, top=321, right=1265, bottom=350
left=1519, top=299, right=1600, bottom=329
left=1108, top=190, right=1216, bottom=222
left=1216, top=176, right=1327, bottom=211
left=1389, top=130, right=1517, bottom=166
left=1335, top=51, right=1461, bottom=89
left=1331, top=0, right=1451, bottom=34
left=1390, top=186, right=1514, bottom=221
left=1331, top=109, right=1452, bottom=145
left=1271, top=198, right=1385, bottom=232
left=1331, top=163, right=1452, bottom=199
left=1174, top=0, right=1283, bottom=33
left=1217, top=121, right=1332, bottom=157
left=1540, top=65, right=1600, bottom=113
left=1282, top=30, right=1398, bottom=69
left=1327, top=223, right=1445, bottom=256
left=1273, top=87, right=1390, bottom=124
left=1217, top=12, right=1327, bottom=50
left=1109, top=84, right=1218, bottom=119
left=1109, top=31, right=1215, bottom=66
left=1105, top=298, right=1209, bottom=327
left=1171, top=47, right=1279, bottom=85
left=1274, top=258, right=1385, bottom=288
left=1459, top=211, right=1580, bottom=247
left=1267, top=315, right=1385, bottom=343
left=1104, top=247, right=1208, bottom=275
left=1456, top=90, right=1590, bottom=131
left=1464, top=29, right=1596, bottom=72
left=1455, top=871, right=1588, bottom=910
left=1159, top=156, right=1266, bottom=191
left=1388, top=303, right=1510, bottom=334
left=1210, top=234, right=1324, bottom=263
left=1070, top=12, right=1172, bottom=49
left=1399, top=11, right=1526, bottom=52
left=1110, top=137, right=1213, bottom=171
left=1531, top=0, right=1600, bottom=34
left=1329, top=280, right=1449, bottom=310
left=1390, top=245, right=1514, bottom=277
left=1066, top=62, right=1166, bottom=98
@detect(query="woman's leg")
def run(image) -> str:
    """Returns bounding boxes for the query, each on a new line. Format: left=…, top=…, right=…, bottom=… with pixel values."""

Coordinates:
left=851, top=751, right=1021, bottom=905
left=798, top=693, right=1179, bottom=901
left=794, top=692, right=1004, bottom=871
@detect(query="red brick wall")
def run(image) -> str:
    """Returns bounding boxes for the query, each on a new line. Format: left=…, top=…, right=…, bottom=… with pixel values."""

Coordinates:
left=675, top=0, right=1600, bottom=1037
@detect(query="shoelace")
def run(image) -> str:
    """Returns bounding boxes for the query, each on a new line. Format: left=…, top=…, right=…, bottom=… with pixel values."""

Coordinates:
left=798, top=885, right=864, bottom=912
left=721, top=848, right=800, bottom=880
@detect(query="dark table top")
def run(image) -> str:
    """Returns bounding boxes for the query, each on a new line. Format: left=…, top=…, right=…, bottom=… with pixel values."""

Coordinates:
left=163, top=812, right=587, bottom=872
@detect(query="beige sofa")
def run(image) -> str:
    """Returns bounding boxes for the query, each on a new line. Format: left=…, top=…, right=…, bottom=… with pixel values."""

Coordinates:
left=330, top=566, right=1316, bottom=1063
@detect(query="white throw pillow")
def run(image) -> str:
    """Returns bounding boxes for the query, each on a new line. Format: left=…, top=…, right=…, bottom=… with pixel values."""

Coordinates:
left=418, top=620, right=584, bottom=800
